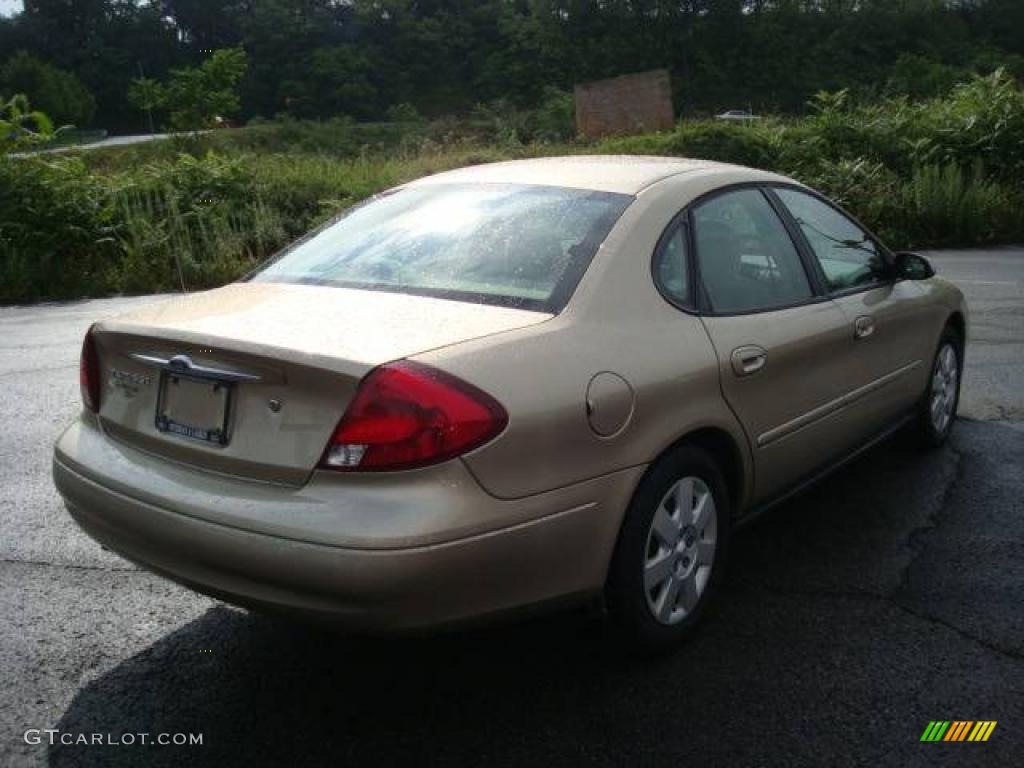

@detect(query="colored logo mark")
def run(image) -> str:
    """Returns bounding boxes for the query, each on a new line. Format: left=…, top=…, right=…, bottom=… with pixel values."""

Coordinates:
left=920, top=721, right=997, bottom=742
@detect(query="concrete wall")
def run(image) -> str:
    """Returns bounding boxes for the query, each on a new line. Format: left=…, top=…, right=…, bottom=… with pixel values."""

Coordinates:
left=574, top=69, right=675, bottom=138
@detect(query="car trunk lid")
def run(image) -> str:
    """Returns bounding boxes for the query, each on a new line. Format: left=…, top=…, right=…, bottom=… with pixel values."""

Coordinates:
left=92, top=282, right=550, bottom=485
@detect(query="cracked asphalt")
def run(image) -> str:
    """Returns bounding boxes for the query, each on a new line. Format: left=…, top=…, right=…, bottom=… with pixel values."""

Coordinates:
left=1, top=248, right=1022, bottom=767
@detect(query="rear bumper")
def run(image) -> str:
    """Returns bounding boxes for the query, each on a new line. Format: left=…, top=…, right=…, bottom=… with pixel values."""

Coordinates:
left=53, top=418, right=642, bottom=631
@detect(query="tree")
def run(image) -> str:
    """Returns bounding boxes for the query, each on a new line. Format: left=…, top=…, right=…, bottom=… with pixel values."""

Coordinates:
left=6, top=0, right=1024, bottom=126
left=237, top=0, right=354, bottom=119
left=156, top=0, right=246, bottom=50
left=886, top=54, right=961, bottom=99
left=17, top=1, right=183, bottom=131
left=281, top=46, right=378, bottom=119
left=127, top=77, right=166, bottom=134
left=0, top=51, right=96, bottom=127
left=134, top=47, right=248, bottom=132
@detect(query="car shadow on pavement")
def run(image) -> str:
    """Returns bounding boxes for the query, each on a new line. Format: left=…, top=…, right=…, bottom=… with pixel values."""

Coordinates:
left=46, top=605, right=652, bottom=767
left=49, top=427, right=1016, bottom=768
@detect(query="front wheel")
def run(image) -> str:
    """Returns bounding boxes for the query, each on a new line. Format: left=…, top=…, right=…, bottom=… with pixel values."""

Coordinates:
left=605, top=446, right=730, bottom=654
left=916, top=328, right=963, bottom=448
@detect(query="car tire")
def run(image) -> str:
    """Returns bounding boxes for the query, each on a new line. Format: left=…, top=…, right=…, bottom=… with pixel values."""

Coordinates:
left=916, top=326, right=963, bottom=449
left=605, top=445, right=730, bottom=655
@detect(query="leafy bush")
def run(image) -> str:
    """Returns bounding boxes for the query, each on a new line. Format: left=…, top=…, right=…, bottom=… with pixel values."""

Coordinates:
left=885, top=54, right=962, bottom=99
left=530, top=88, right=576, bottom=142
left=598, top=119, right=789, bottom=171
left=0, top=93, right=54, bottom=154
left=0, top=51, right=96, bottom=127
left=0, top=155, right=119, bottom=301
left=796, top=70, right=1024, bottom=179
left=128, top=48, right=248, bottom=133
left=910, top=69, right=1024, bottom=179
left=666, top=122, right=782, bottom=168
left=468, top=88, right=576, bottom=145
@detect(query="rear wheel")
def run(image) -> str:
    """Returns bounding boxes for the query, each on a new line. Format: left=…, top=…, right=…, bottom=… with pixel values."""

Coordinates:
left=916, top=327, right=962, bottom=448
left=606, top=445, right=730, bottom=654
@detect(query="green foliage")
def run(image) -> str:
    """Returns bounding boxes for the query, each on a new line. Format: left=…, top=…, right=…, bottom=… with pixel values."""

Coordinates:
left=0, top=154, right=119, bottom=301
left=532, top=88, right=576, bottom=143
left=203, top=115, right=434, bottom=158
left=127, top=77, right=165, bottom=133
left=0, top=93, right=55, bottom=154
left=0, top=150, right=277, bottom=301
left=797, top=69, right=1024, bottom=180
left=667, top=123, right=781, bottom=169
left=885, top=54, right=962, bottom=99
left=0, top=51, right=96, bottom=127
left=911, top=69, right=1024, bottom=178
left=895, top=163, right=1024, bottom=247
left=596, top=120, right=782, bottom=170
left=2, top=0, right=1024, bottom=133
left=138, top=48, right=249, bottom=133
left=793, top=157, right=906, bottom=245
left=385, top=103, right=424, bottom=124
left=3, top=71, right=1024, bottom=303
left=0, top=140, right=511, bottom=302
left=467, top=88, right=575, bottom=145
left=280, top=45, right=377, bottom=120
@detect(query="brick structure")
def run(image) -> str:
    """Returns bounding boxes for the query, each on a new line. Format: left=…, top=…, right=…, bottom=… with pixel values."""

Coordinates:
left=574, top=69, right=675, bottom=138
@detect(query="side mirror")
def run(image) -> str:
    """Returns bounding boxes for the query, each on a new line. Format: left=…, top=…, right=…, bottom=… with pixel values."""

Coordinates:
left=892, top=251, right=935, bottom=280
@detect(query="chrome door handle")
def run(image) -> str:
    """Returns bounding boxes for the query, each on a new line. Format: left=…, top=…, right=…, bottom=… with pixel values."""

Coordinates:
left=731, top=345, right=767, bottom=377
left=854, top=315, right=875, bottom=340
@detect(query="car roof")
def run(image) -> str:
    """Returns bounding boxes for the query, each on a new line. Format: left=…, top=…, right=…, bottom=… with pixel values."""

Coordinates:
left=406, top=155, right=775, bottom=195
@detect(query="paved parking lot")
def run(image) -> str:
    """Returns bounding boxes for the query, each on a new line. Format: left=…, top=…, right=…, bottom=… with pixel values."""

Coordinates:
left=1, top=248, right=1022, bottom=767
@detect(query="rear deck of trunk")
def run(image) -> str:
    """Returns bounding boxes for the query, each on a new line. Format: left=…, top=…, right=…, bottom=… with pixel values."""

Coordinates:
left=91, top=282, right=551, bottom=485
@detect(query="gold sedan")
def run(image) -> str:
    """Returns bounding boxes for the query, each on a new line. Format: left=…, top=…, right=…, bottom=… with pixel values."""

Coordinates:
left=53, top=156, right=967, bottom=652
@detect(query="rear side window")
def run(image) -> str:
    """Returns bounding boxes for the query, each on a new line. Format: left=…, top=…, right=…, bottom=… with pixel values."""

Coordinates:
left=653, top=222, right=690, bottom=306
left=691, top=189, right=813, bottom=313
left=253, top=183, right=632, bottom=312
left=775, top=188, right=887, bottom=292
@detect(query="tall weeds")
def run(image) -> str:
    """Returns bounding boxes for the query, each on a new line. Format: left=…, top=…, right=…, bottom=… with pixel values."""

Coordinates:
left=896, top=163, right=1023, bottom=246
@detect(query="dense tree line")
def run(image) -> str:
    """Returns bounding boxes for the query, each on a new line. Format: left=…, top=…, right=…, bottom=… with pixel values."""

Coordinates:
left=1, top=0, right=1023, bottom=132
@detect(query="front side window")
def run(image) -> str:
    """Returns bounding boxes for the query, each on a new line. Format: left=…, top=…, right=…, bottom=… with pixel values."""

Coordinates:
left=691, top=188, right=813, bottom=313
left=775, top=188, right=888, bottom=292
left=253, top=183, right=632, bottom=312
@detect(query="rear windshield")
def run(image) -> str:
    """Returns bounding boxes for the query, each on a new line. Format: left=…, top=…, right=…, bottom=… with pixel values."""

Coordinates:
left=251, top=183, right=632, bottom=312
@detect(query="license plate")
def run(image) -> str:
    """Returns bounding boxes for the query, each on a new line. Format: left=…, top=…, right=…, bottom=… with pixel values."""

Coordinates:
left=155, top=373, right=232, bottom=445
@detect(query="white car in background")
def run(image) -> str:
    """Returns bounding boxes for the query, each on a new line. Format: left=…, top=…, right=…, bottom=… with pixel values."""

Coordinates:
left=716, top=110, right=760, bottom=123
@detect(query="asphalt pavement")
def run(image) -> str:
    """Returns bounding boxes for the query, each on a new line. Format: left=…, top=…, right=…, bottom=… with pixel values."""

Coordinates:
left=1, top=248, right=1022, bottom=767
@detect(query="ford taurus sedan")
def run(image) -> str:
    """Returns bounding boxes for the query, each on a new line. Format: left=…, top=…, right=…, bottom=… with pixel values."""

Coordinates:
left=53, top=156, right=967, bottom=652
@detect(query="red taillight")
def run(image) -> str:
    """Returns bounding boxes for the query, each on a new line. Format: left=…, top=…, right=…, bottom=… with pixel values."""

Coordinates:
left=320, top=361, right=508, bottom=472
left=80, top=325, right=101, bottom=413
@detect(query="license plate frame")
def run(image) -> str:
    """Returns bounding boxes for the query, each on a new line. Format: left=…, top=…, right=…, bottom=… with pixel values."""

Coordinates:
left=155, top=371, right=233, bottom=446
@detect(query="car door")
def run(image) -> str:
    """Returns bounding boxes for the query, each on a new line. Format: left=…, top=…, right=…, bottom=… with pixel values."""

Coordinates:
left=690, top=187, right=871, bottom=504
left=771, top=187, right=935, bottom=438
